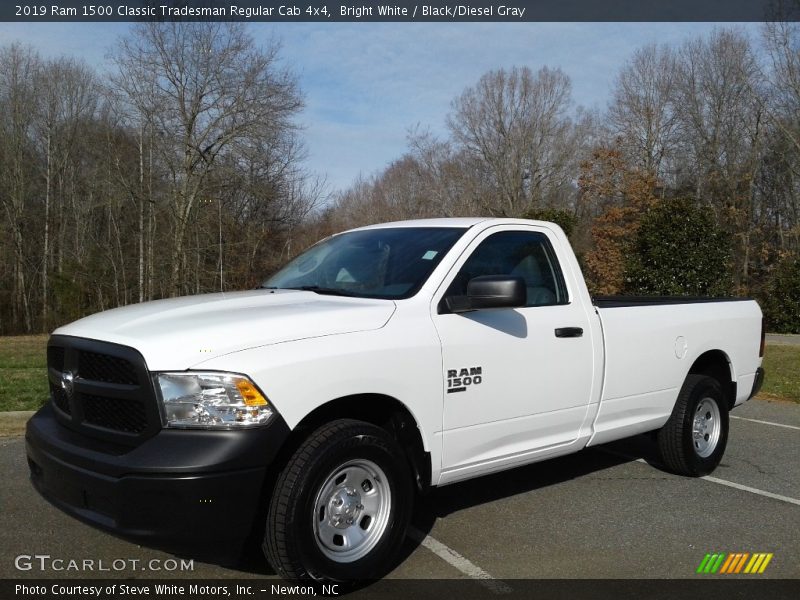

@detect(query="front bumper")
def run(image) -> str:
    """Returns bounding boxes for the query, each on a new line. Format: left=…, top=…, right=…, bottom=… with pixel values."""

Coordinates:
left=25, top=403, right=290, bottom=548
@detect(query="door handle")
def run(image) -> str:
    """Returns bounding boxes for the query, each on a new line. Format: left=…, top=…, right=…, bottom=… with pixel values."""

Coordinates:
left=555, top=327, right=583, bottom=338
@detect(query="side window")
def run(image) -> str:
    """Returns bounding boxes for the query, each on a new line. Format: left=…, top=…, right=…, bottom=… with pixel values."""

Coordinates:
left=444, top=231, right=569, bottom=307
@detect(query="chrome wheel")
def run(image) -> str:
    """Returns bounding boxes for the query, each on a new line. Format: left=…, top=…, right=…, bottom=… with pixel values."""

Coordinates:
left=312, top=459, right=392, bottom=563
left=692, top=397, right=721, bottom=458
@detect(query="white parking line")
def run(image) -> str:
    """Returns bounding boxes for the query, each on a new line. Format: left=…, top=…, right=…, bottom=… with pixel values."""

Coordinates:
left=408, top=527, right=512, bottom=594
left=700, top=476, right=800, bottom=506
left=597, top=447, right=800, bottom=507
left=731, top=415, right=800, bottom=431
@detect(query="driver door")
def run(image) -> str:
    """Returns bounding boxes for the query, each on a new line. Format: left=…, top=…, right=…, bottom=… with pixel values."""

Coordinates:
left=433, top=225, right=595, bottom=484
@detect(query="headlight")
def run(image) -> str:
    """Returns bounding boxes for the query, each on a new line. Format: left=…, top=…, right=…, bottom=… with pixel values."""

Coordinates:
left=155, top=372, right=274, bottom=429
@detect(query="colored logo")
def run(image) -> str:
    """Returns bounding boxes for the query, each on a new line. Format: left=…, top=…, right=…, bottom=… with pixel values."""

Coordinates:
left=696, top=552, right=774, bottom=574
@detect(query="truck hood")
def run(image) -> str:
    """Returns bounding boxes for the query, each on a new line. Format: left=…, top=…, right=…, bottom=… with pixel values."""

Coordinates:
left=53, top=289, right=396, bottom=370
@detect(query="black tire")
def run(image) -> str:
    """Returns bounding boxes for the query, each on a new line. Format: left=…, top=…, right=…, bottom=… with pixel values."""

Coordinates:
left=657, top=375, right=729, bottom=476
left=263, top=419, right=413, bottom=582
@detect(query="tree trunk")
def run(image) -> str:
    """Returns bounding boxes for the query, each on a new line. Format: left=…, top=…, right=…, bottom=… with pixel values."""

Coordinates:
left=42, top=128, right=51, bottom=329
left=138, top=126, right=144, bottom=303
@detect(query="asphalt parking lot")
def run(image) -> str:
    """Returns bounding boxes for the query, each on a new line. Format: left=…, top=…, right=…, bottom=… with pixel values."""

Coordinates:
left=1, top=397, right=798, bottom=582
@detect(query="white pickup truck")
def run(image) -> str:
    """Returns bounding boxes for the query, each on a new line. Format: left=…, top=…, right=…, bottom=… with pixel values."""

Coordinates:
left=26, top=218, right=765, bottom=582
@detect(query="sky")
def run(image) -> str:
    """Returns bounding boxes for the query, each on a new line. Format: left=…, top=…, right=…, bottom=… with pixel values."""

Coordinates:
left=0, top=21, right=762, bottom=195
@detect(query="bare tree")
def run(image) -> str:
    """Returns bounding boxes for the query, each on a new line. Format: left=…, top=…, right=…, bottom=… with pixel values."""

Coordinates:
left=111, top=22, right=304, bottom=295
left=608, top=43, right=678, bottom=181
left=447, top=66, right=577, bottom=216
left=35, top=57, right=97, bottom=328
left=0, top=44, right=40, bottom=332
left=673, top=29, right=766, bottom=284
left=0, top=34, right=318, bottom=334
left=761, top=18, right=800, bottom=252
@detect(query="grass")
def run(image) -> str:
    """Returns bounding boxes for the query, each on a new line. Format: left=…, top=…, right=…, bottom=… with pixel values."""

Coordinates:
left=0, top=335, right=797, bottom=414
left=760, top=345, right=800, bottom=404
left=0, top=335, right=48, bottom=412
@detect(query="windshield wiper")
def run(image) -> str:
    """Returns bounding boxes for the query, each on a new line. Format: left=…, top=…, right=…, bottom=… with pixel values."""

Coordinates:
left=280, top=286, right=357, bottom=297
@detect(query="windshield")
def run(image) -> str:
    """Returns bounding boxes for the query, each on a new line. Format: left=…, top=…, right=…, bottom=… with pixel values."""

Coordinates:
left=262, top=227, right=466, bottom=299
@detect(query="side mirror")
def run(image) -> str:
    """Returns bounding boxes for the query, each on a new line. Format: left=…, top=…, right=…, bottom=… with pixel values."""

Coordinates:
left=445, top=275, right=527, bottom=313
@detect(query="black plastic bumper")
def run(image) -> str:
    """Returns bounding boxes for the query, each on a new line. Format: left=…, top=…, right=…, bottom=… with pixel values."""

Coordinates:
left=749, top=367, right=765, bottom=400
left=25, top=403, right=290, bottom=548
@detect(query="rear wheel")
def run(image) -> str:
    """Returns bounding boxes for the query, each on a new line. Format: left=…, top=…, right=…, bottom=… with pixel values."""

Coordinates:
left=263, top=419, right=413, bottom=582
left=657, top=375, right=729, bottom=476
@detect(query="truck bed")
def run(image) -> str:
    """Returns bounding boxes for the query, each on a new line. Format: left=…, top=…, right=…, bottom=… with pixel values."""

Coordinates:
left=587, top=297, right=762, bottom=446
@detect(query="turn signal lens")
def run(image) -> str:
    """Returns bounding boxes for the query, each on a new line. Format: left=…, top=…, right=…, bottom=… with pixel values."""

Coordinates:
left=236, top=379, right=267, bottom=406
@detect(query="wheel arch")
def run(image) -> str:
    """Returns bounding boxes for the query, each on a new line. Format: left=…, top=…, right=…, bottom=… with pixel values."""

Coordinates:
left=279, top=394, right=431, bottom=494
left=687, top=350, right=736, bottom=409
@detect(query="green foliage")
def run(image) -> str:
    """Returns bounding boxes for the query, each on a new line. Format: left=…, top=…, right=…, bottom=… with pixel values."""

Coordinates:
left=624, top=198, right=734, bottom=297
left=522, top=208, right=578, bottom=239
left=760, top=256, right=800, bottom=333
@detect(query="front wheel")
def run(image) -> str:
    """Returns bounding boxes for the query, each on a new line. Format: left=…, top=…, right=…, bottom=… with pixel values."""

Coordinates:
left=657, top=375, right=729, bottom=476
left=263, top=419, right=413, bottom=582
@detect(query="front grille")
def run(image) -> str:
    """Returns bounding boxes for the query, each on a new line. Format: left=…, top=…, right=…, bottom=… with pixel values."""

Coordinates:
left=79, top=351, right=138, bottom=385
left=81, top=393, right=148, bottom=434
left=47, top=346, right=65, bottom=372
left=46, top=336, right=159, bottom=444
left=49, top=381, right=71, bottom=414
